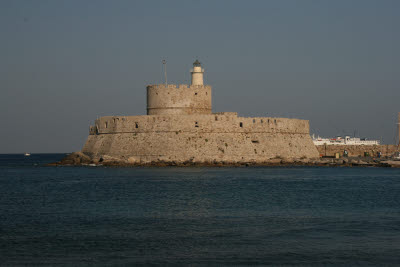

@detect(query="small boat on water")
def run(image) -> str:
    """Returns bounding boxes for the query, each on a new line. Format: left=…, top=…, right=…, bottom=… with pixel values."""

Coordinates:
left=24, top=153, right=31, bottom=156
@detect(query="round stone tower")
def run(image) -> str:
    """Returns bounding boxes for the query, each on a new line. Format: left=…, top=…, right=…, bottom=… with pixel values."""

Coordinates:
left=146, top=60, right=212, bottom=115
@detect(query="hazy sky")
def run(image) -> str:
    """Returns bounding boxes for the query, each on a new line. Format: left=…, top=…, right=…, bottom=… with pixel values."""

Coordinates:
left=1, top=0, right=399, bottom=153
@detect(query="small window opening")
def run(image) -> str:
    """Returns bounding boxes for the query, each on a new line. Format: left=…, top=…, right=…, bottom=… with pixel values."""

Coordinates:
left=240, top=122, right=243, bottom=127
left=195, top=92, right=198, bottom=95
left=215, top=116, right=218, bottom=121
left=253, top=119, right=256, bottom=123
left=274, top=119, right=277, bottom=124
left=105, top=122, right=108, bottom=128
left=195, top=121, right=199, bottom=128
left=252, top=140, right=259, bottom=144
left=261, top=119, right=263, bottom=123
left=135, top=122, right=139, bottom=128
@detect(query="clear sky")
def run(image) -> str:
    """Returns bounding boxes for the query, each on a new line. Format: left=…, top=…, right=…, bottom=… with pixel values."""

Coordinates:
left=1, top=0, right=399, bottom=153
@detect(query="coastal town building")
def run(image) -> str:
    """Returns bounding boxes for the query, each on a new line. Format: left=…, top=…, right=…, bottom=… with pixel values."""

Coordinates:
left=312, top=135, right=380, bottom=146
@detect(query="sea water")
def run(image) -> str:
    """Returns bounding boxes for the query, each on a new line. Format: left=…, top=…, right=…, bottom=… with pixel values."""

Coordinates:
left=1, top=154, right=400, bottom=266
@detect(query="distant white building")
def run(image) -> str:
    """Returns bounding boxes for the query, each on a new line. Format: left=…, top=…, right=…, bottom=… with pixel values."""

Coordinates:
left=312, top=135, right=380, bottom=146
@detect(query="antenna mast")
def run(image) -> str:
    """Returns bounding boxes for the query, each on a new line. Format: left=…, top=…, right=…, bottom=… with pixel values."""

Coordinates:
left=162, top=59, right=167, bottom=86
left=398, top=112, right=400, bottom=147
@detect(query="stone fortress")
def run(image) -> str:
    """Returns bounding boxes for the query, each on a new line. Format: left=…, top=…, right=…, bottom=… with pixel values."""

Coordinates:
left=81, top=60, right=319, bottom=165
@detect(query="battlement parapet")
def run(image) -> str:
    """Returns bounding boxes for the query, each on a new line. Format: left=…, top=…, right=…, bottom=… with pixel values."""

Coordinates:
left=89, top=114, right=309, bottom=136
left=213, top=112, right=238, bottom=116
left=146, top=84, right=211, bottom=90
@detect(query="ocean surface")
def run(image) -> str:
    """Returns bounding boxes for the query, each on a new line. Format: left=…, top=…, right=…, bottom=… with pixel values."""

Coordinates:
left=1, top=154, right=400, bottom=266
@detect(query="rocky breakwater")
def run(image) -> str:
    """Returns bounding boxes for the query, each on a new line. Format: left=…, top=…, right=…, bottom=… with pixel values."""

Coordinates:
left=316, top=144, right=398, bottom=157
left=49, top=152, right=400, bottom=168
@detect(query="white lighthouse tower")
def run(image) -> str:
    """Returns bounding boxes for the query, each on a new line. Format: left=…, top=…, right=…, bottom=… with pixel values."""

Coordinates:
left=191, top=60, right=204, bottom=86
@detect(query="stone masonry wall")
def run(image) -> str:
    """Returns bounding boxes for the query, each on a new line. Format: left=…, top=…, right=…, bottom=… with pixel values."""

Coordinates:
left=82, top=113, right=319, bottom=163
left=90, top=113, right=309, bottom=135
left=146, top=84, right=212, bottom=115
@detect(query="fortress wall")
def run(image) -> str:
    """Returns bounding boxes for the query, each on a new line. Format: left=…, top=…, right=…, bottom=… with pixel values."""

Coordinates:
left=92, top=114, right=310, bottom=135
left=147, top=84, right=212, bottom=115
left=82, top=131, right=318, bottom=163
left=82, top=114, right=319, bottom=162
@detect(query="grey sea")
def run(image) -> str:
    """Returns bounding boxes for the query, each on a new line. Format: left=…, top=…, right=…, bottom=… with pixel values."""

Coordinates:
left=1, top=154, right=400, bottom=266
